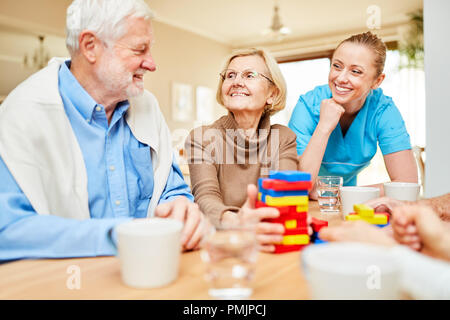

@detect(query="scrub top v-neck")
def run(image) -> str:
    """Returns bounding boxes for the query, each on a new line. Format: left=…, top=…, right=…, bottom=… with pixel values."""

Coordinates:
left=288, top=84, right=412, bottom=186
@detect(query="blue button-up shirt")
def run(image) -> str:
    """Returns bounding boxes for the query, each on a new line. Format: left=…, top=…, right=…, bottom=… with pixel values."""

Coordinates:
left=0, top=61, right=193, bottom=261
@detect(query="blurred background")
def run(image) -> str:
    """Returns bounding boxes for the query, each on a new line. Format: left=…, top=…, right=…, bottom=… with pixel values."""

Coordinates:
left=0, top=0, right=446, bottom=197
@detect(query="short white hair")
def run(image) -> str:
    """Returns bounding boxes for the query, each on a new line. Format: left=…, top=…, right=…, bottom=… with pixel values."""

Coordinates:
left=66, top=0, right=154, bottom=55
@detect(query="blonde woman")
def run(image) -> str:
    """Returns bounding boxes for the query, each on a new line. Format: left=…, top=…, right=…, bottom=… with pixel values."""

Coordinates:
left=288, top=32, right=418, bottom=198
left=185, top=48, right=299, bottom=252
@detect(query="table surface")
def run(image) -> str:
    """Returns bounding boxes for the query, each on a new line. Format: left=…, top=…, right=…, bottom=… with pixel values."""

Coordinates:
left=0, top=201, right=344, bottom=300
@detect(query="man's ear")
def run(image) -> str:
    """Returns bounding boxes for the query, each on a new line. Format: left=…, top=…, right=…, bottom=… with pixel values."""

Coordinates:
left=371, top=73, right=385, bottom=90
left=78, top=31, right=103, bottom=64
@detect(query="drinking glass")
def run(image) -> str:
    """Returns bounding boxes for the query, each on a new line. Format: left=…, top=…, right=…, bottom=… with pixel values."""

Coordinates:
left=316, top=176, right=343, bottom=213
left=201, top=220, right=258, bottom=300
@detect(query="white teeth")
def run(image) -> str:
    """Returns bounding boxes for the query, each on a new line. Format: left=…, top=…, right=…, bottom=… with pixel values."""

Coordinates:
left=231, top=93, right=248, bottom=96
left=335, top=85, right=351, bottom=92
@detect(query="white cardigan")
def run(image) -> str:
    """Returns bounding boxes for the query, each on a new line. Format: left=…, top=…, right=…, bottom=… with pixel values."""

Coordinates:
left=0, top=58, right=173, bottom=220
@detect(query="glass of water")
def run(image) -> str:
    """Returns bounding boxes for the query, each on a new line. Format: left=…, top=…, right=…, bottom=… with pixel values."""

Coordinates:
left=200, top=220, right=258, bottom=300
left=316, top=176, right=343, bottom=213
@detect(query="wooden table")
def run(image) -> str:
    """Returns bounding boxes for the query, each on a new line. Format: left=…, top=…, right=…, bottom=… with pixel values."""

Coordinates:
left=0, top=201, right=343, bottom=300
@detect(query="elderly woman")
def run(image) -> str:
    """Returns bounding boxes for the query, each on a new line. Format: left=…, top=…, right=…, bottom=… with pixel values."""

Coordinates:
left=185, top=48, right=299, bottom=252
left=288, top=32, right=418, bottom=198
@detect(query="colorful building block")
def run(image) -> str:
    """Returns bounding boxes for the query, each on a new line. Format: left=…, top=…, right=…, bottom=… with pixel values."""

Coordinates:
left=257, top=170, right=312, bottom=254
left=263, top=210, right=308, bottom=228
left=375, top=223, right=390, bottom=228
left=262, top=189, right=308, bottom=197
left=353, top=204, right=374, bottom=217
left=284, top=226, right=309, bottom=235
left=259, top=192, right=309, bottom=205
left=311, top=217, right=328, bottom=232
left=285, top=219, right=297, bottom=229
left=312, top=234, right=328, bottom=244
left=264, top=195, right=308, bottom=207
left=269, top=170, right=311, bottom=182
left=281, top=234, right=309, bottom=245
left=261, top=179, right=312, bottom=191
left=346, top=212, right=389, bottom=225
left=273, top=244, right=307, bottom=254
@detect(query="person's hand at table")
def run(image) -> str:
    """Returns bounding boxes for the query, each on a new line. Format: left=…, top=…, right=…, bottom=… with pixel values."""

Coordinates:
left=364, top=196, right=405, bottom=214
left=391, top=205, right=450, bottom=261
left=222, top=184, right=313, bottom=253
left=155, top=196, right=214, bottom=251
left=319, top=220, right=396, bottom=247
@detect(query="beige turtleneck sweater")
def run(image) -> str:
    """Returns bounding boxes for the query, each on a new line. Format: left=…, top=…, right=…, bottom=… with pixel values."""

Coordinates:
left=185, top=112, right=298, bottom=227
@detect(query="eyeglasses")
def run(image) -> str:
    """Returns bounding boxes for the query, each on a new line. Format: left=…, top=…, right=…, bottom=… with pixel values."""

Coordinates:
left=220, top=69, right=274, bottom=84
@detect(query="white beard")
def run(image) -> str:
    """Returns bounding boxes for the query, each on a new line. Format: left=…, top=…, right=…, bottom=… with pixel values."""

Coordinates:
left=95, top=50, right=146, bottom=100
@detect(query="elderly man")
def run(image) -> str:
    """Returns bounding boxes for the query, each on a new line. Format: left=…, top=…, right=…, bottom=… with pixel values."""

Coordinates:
left=0, top=0, right=210, bottom=261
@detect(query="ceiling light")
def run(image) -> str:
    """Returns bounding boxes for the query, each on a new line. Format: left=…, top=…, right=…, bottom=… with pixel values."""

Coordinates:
left=262, top=1, right=291, bottom=41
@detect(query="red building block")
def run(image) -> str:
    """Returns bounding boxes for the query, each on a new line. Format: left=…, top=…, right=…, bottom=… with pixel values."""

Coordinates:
left=273, top=244, right=308, bottom=254
left=263, top=210, right=308, bottom=228
left=262, top=179, right=312, bottom=191
left=311, top=217, right=328, bottom=232
left=284, top=226, right=309, bottom=235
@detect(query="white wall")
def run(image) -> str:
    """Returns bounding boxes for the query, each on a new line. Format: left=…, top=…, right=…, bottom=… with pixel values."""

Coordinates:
left=424, top=0, right=450, bottom=197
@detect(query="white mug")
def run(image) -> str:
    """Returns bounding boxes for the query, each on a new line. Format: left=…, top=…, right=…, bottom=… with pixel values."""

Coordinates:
left=384, top=182, right=420, bottom=201
left=340, top=186, right=380, bottom=216
left=302, top=242, right=401, bottom=299
left=114, top=218, right=183, bottom=289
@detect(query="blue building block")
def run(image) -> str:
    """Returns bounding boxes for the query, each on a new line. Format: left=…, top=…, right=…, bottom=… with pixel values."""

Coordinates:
left=375, top=222, right=390, bottom=228
left=269, top=170, right=311, bottom=182
left=311, top=231, right=328, bottom=244
left=258, top=177, right=266, bottom=191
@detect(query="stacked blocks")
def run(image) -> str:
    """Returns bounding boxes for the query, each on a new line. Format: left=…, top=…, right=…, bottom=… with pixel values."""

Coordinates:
left=257, top=170, right=312, bottom=254
left=345, top=204, right=390, bottom=228
left=310, top=217, right=328, bottom=244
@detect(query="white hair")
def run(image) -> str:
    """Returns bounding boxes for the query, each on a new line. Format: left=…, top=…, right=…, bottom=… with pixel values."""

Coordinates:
left=66, top=0, right=154, bottom=55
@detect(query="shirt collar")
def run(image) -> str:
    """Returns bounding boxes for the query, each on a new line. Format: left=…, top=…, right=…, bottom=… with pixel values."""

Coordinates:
left=58, top=60, right=130, bottom=121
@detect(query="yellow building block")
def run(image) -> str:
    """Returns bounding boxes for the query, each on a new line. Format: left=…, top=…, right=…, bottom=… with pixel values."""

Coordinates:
left=345, top=213, right=388, bottom=225
left=265, top=195, right=308, bottom=207
left=353, top=204, right=374, bottom=217
left=345, top=214, right=362, bottom=221
left=258, top=193, right=262, bottom=201
left=296, top=205, right=308, bottom=212
left=285, top=219, right=297, bottom=229
left=281, top=234, right=309, bottom=245
left=366, top=214, right=388, bottom=225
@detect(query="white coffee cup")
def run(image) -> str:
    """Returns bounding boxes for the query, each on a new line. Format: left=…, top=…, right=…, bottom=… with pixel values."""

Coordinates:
left=384, top=182, right=420, bottom=201
left=302, top=242, right=401, bottom=299
left=340, top=186, right=380, bottom=216
left=115, top=218, right=183, bottom=289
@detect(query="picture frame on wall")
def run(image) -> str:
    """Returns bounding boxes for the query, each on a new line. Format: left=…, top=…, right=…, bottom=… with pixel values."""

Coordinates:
left=195, top=86, right=215, bottom=125
left=171, top=82, right=193, bottom=122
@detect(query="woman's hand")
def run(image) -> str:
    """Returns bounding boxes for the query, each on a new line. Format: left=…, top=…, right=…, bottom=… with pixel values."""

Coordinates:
left=317, top=98, right=345, bottom=134
left=365, top=196, right=405, bottom=214
left=392, top=205, right=450, bottom=261
left=319, top=220, right=397, bottom=247
left=232, top=184, right=284, bottom=253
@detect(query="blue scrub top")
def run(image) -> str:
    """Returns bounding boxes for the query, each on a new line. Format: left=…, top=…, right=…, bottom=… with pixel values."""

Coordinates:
left=288, top=84, right=411, bottom=186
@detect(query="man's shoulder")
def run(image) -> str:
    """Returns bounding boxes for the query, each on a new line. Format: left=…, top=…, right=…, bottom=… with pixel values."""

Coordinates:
left=127, top=90, right=165, bottom=123
left=1, top=59, right=62, bottom=110
left=130, top=90, right=159, bottom=109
